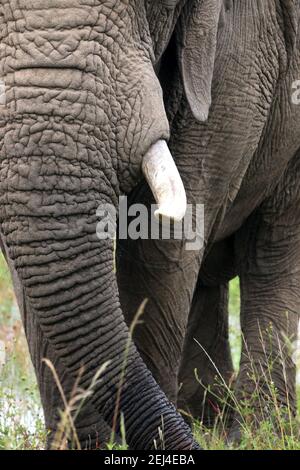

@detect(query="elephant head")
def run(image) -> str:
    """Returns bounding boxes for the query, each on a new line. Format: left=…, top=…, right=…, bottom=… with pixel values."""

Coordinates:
left=0, top=0, right=223, bottom=449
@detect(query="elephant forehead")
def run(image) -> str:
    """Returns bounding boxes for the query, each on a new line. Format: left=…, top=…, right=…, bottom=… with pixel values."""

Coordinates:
left=0, top=0, right=157, bottom=133
left=1, top=2, right=141, bottom=73
left=3, top=0, right=135, bottom=32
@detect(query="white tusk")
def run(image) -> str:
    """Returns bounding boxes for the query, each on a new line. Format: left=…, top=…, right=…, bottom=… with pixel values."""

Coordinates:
left=142, top=140, right=187, bottom=222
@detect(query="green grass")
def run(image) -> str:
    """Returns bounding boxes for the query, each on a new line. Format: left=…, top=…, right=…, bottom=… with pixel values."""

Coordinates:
left=0, top=253, right=299, bottom=450
left=0, top=253, right=45, bottom=449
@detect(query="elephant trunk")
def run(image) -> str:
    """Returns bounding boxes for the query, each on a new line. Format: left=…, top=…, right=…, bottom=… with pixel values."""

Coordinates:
left=0, top=100, right=195, bottom=450
left=0, top=212, right=196, bottom=448
left=0, top=0, right=197, bottom=449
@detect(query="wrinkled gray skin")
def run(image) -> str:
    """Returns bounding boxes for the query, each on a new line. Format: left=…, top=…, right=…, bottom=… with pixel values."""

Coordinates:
left=0, top=0, right=300, bottom=450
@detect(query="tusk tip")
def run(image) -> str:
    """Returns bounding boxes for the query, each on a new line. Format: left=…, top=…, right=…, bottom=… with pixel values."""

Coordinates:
left=154, top=203, right=187, bottom=222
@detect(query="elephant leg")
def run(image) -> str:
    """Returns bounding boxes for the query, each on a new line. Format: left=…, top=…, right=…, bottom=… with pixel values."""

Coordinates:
left=178, top=281, right=234, bottom=427
left=231, top=170, right=300, bottom=440
left=0, top=234, right=113, bottom=450
left=117, top=241, right=200, bottom=405
left=116, top=186, right=201, bottom=405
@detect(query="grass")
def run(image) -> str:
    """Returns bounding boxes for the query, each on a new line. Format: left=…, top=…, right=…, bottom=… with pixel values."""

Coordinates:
left=0, top=253, right=45, bottom=449
left=0, top=253, right=299, bottom=450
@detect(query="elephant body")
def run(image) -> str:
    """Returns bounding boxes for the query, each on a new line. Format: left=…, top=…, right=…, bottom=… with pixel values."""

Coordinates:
left=0, top=0, right=300, bottom=449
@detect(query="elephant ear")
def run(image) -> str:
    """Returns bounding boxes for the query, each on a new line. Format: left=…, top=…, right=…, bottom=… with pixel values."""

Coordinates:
left=179, top=0, right=222, bottom=122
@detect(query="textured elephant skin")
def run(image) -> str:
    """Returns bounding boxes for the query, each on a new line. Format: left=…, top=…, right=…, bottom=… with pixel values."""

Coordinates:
left=0, top=0, right=300, bottom=450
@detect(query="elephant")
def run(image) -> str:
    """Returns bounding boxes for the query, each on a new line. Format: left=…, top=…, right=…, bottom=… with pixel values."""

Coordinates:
left=1, top=0, right=300, bottom=450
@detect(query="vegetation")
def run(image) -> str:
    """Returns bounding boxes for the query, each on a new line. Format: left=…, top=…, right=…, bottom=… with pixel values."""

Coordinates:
left=0, top=253, right=45, bottom=449
left=0, top=252, right=299, bottom=450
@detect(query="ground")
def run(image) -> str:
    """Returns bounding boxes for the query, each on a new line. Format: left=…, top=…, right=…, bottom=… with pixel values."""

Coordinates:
left=0, top=252, right=299, bottom=450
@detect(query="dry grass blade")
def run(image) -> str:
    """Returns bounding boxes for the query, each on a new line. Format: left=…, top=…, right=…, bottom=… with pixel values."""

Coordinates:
left=43, top=358, right=109, bottom=450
